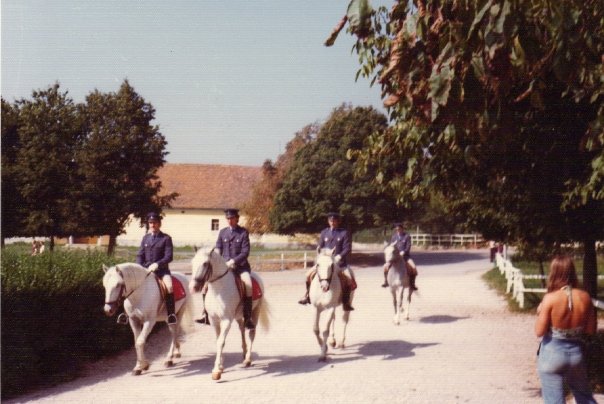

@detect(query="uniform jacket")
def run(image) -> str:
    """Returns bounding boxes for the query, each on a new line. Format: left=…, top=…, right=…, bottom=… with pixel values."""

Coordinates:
left=136, top=231, right=173, bottom=275
left=216, top=225, right=251, bottom=272
left=318, top=227, right=351, bottom=266
left=391, top=231, right=411, bottom=260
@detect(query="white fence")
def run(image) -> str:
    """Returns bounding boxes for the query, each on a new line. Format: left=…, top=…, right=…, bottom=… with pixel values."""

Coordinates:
left=494, top=253, right=604, bottom=309
left=251, top=250, right=316, bottom=271
left=411, top=234, right=483, bottom=247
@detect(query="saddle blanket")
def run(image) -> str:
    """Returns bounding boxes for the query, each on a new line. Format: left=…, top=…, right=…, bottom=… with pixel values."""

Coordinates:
left=156, top=275, right=187, bottom=301
left=235, top=276, right=263, bottom=300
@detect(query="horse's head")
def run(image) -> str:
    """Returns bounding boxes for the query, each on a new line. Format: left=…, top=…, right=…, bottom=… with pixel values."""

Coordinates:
left=189, top=248, right=213, bottom=293
left=102, top=264, right=125, bottom=317
left=315, top=250, right=336, bottom=292
left=384, top=243, right=400, bottom=265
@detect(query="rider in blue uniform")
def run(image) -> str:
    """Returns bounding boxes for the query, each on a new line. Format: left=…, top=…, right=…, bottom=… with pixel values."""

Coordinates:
left=382, top=222, right=418, bottom=290
left=117, top=212, right=176, bottom=325
left=298, top=212, right=355, bottom=311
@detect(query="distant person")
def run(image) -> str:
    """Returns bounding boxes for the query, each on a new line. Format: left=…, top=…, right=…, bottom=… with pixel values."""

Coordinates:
left=489, top=240, right=497, bottom=262
left=117, top=212, right=176, bottom=325
left=298, top=212, right=355, bottom=311
left=535, top=255, right=597, bottom=404
left=382, top=222, right=418, bottom=291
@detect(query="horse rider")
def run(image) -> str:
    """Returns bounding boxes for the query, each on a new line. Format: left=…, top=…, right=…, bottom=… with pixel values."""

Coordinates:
left=298, top=212, right=355, bottom=311
left=212, top=208, right=256, bottom=330
left=382, top=222, right=418, bottom=291
left=116, top=212, right=177, bottom=325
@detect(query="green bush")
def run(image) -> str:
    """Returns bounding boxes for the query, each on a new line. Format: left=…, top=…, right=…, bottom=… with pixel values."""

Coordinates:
left=1, top=248, right=133, bottom=399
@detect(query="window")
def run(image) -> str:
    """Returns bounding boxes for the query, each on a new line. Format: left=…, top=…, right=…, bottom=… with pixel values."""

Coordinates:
left=211, top=219, right=219, bottom=231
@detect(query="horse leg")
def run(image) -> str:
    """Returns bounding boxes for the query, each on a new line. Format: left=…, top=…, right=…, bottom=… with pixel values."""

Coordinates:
left=328, top=309, right=336, bottom=348
left=165, top=321, right=179, bottom=367
left=335, top=306, right=350, bottom=348
left=391, top=287, right=400, bottom=325
left=318, top=308, right=334, bottom=362
left=133, top=320, right=155, bottom=375
left=212, top=319, right=232, bottom=380
left=313, top=308, right=322, bottom=347
left=242, top=322, right=255, bottom=367
left=405, top=287, right=412, bottom=320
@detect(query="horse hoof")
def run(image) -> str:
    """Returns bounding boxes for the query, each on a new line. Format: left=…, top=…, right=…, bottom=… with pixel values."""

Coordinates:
left=212, top=371, right=222, bottom=380
left=318, top=356, right=327, bottom=362
left=174, top=353, right=181, bottom=359
left=142, top=363, right=150, bottom=371
left=132, top=369, right=142, bottom=376
left=165, top=360, right=174, bottom=368
left=243, top=360, right=251, bottom=368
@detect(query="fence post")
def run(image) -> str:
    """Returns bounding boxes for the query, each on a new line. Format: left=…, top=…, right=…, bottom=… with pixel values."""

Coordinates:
left=304, top=252, right=307, bottom=270
left=280, top=253, right=284, bottom=271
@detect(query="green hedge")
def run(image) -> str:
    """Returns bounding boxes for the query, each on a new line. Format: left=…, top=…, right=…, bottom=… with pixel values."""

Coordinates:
left=1, top=248, right=134, bottom=399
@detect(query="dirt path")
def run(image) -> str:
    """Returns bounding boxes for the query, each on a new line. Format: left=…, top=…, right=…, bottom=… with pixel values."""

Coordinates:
left=9, top=249, right=597, bottom=403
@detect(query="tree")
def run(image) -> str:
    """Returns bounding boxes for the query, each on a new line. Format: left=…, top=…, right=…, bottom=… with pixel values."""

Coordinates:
left=242, top=124, right=317, bottom=234
left=328, top=1, right=604, bottom=296
left=1, top=98, right=24, bottom=246
left=78, top=80, right=175, bottom=254
left=13, top=84, right=83, bottom=250
left=270, top=104, right=402, bottom=234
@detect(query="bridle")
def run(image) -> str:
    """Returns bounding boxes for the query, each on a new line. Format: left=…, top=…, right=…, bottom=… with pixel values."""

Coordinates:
left=104, top=266, right=151, bottom=306
left=194, top=250, right=230, bottom=286
left=317, top=259, right=334, bottom=288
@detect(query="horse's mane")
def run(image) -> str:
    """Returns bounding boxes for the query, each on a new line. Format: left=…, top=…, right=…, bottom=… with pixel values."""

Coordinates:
left=115, top=263, right=149, bottom=289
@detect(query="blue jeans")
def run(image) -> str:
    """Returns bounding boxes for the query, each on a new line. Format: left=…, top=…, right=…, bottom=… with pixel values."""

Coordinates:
left=537, top=334, right=595, bottom=404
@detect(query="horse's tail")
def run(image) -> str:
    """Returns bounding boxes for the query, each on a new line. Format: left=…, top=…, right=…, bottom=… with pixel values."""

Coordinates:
left=256, top=296, right=271, bottom=332
left=178, top=288, right=196, bottom=335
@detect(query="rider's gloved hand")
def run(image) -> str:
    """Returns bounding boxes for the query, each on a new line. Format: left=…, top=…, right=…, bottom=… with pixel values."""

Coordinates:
left=334, top=255, right=342, bottom=264
left=226, top=259, right=236, bottom=269
left=148, top=263, right=159, bottom=272
left=399, top=251, right=405, bottom=257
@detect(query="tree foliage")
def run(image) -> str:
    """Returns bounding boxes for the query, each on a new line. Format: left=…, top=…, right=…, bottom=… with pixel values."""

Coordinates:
left=78, top=81, right=175, bottom=254
left=270, top=104, right=401, bottom=234
left=242, top=124, right=317, bottom=234
left=1, top=81, right=173, bottom=254
left=328, top=0, right=604, bottom=295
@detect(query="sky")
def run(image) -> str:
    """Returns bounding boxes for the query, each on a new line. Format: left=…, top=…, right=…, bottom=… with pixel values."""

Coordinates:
left=2, top=1, right=390, bottom=167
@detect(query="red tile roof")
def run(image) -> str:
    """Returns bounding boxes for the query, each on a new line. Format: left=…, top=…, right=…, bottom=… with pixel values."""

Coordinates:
left=157, top=163, right=262, bottom=209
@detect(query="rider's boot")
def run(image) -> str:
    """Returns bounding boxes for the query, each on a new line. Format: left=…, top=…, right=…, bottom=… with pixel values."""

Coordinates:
left=381, top=270, right=389, bottom=287
left=342, top=286, right=354, bottom=311
left=166, top=293, right=177, bottom=325
left=243, top=296, right=255, bottom=330
left=410, top=274, right=418, bottom=291
left=297, top=280, right=311, bottom=305
left=195, top=293, right=210, bottom=325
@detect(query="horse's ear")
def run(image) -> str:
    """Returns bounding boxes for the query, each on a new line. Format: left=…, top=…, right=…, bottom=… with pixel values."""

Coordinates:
left=316, top=246, right=321, bottom=255
left=193, top=245, right=198, bottom=253
left=102, top=264, right=109, bottom=273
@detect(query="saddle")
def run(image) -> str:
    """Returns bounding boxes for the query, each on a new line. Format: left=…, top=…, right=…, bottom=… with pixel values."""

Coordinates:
left=155, top=275, right=187, bottom=302
left=234, top=276, right=263, bottom=301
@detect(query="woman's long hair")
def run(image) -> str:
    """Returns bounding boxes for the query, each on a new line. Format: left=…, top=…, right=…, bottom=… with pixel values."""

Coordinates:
left=547, top=255, right=579, bottom=292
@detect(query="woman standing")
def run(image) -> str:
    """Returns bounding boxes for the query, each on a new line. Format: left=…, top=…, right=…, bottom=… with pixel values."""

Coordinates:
left=535, top=255, right=597, bottom=404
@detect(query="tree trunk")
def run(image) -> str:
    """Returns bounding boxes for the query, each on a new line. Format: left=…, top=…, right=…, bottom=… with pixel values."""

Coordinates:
left=582, top=238, right=597, bottom=298
left=538, top=261, right=546, bottom=288
left=107, top=234, right=117, bottom=256
left=50, top=236, right=55, bottom=252
left=1, top=236, right=4, bottom=248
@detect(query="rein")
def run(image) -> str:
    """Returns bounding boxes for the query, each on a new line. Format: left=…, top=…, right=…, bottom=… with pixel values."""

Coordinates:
left=195, top=252, right=230, bottom=285
left=317, top=261, right=334, bottom=287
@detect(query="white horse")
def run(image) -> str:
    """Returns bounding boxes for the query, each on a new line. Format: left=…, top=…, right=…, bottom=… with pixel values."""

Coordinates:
left=383, top=243, right=414, bottom=324
left=102, top=263, right=194, bottom=375
left=189, top=248, right=270, bottom=381
left=310, top=248, right=352, bottom=361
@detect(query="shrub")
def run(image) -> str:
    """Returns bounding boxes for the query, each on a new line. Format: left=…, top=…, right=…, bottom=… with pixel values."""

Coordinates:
left=1, top=248, right=133, bottom=399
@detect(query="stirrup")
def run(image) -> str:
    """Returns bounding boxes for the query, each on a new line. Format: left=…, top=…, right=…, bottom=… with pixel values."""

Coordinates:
left=117, top=313, right=129, bottom=325
left=167, top=314, right=177, bottom=325
left=244, top=319, right=256, bottom=330
left=381, top=282, right=389, bottom=288
left=343, top=303, right=355, bottom=311
left=298, top=295, right=310, bottom=305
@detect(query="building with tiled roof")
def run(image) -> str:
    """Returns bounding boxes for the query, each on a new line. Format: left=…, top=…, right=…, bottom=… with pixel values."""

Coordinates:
left=118, top=163, right=264, bottom=246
